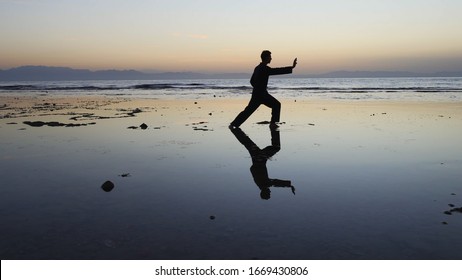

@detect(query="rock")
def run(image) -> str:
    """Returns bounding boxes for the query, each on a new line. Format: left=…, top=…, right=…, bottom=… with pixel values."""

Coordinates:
left=444, top=211, right=452, bottom=215
left=127, top=108, right=143, bottom=117
left=101, top=181, right=115, bottom=192
left=47, top=122, right=65, bottom=127
left=23, top=121, right=46, bottom=127
left=23, top=120, right=95, bottom=128
left=140, top=123, right=148, bottom=130
left=209, top=215, right=216, bottom=220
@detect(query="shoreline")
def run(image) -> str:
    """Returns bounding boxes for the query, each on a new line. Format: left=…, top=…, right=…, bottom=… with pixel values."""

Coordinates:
left=2, top=94, right=462, bottom=114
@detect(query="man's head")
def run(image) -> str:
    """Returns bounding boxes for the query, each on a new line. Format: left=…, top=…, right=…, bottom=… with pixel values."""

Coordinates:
left=261, top=50, right=272, bottom=64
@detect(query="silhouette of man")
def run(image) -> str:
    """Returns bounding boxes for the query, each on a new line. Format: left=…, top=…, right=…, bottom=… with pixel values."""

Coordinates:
left=230, top=127, right=295, bottom=200
left=230, top=50, right=297, bottom=129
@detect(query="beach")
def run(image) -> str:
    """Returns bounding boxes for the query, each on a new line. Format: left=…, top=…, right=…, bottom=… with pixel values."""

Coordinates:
left=1, top=95, right=461, bottom=259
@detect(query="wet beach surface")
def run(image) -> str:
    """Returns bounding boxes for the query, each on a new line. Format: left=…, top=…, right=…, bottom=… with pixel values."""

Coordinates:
left=1, top=96, right=461, bottom=259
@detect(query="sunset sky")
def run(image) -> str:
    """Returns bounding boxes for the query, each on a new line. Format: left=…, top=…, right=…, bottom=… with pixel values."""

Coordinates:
left=1, top=0, right=462, bottom=74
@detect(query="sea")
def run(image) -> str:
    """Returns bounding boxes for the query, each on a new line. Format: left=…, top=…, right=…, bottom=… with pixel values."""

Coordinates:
left=1, top=77, right=462, bottom=101
left=2, top=76, right=462, bottom=260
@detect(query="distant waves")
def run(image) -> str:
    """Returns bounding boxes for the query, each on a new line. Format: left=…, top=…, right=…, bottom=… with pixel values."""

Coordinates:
left=1, top=82, right=462, bottom=93
left=0, top=82, right=251, bottom=92
left=1, top=78, right=462, bottom=101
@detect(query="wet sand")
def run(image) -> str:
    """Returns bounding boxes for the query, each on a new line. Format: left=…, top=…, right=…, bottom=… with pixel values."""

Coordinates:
left=1, top=95, right=461, bottom=259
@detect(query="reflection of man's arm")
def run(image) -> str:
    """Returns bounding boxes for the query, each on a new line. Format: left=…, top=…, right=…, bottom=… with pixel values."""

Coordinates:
left=270, top=179, right=296, bottom=195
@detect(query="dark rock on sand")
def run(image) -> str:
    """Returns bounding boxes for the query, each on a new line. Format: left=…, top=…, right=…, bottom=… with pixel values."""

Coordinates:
left=23, top=120, right=96, bottom=128
left=127, top=108, right=143, bottom=117
left=101, top=181, right=115, bottom=192
left=140, top=123, right=148, bottom=129
left=47, top=121, right=65, bottom=127
left=193, top=127, right=213, bottom=131
left=23, top=121, right=46, bottom=127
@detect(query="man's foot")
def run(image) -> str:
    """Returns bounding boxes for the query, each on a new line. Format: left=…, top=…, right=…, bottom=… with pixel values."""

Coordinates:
left=269, top=122, right=279, bottom=129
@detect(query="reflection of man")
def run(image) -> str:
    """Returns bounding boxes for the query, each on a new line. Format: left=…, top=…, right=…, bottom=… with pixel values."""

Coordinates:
left=230, top=127, right=295, bottom=200
left=229, top=50, right=297, bottom=129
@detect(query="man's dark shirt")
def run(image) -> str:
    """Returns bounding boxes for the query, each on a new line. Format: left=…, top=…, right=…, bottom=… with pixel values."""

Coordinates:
left=250, top=63, right=293, bottom=93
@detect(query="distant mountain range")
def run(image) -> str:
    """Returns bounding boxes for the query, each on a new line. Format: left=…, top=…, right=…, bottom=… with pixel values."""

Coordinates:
left=0, top=66, right=461, bottom=81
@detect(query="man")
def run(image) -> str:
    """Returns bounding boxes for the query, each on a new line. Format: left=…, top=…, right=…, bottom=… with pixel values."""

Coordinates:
left=229, top=50, right=297, bottom=129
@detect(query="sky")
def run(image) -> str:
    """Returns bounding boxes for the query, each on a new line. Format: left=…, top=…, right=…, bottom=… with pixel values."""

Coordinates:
left=1, top=0, right=462, bottom=74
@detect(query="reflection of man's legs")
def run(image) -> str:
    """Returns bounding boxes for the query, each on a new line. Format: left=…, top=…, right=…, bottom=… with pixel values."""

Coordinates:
left=261, top=94, right=281, bottom=123
left=270, top=127, right=280, bottom=147
left=230, top=95, right=261, bottom=128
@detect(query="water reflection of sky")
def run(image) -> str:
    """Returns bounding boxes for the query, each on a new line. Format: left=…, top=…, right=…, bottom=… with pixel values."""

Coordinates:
left=1, top=101, right=461, bottom=259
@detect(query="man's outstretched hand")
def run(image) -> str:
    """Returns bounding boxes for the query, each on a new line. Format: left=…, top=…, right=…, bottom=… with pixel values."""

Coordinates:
left=292, top=58, right=298, bottom=69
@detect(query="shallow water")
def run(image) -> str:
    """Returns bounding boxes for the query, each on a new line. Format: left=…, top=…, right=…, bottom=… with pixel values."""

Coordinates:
left=1, top=99, right=461, bottom=259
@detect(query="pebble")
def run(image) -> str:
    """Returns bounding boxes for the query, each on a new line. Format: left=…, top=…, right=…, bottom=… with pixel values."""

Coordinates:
left=101, top=181, right=115, bottom=192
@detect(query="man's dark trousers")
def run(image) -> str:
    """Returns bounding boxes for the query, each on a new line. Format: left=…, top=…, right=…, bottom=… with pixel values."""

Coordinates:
left=231, top=92, right=281, bottom=127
